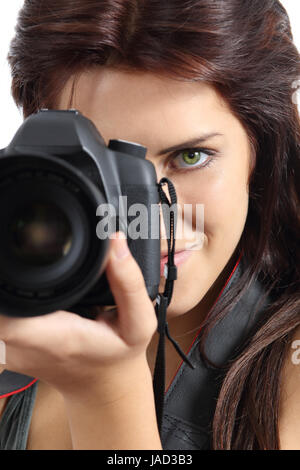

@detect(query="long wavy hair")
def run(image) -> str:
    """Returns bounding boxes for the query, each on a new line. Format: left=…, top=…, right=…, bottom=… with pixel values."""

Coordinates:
left=7, top=0, right=300, bottom=449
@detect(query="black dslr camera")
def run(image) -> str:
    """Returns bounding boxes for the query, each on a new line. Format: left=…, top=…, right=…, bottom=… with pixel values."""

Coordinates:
left=0, top=110, right=161, bottom=318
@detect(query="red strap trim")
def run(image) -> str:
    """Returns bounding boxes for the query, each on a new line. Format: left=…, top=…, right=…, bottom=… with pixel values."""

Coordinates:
left=165, top=253, right=243, bottom=394
left=0, top=378, right=38, bottom=400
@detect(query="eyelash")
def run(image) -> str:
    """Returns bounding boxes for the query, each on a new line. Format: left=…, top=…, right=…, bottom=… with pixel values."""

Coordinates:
left=167, top=147, right=217, bottom=173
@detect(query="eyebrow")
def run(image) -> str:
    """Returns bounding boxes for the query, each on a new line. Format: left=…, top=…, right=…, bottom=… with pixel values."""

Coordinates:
left=157, top=132, right=223, bottom=156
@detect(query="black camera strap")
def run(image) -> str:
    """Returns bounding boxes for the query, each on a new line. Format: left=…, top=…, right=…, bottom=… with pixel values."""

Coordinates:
left=153, top=178, right=195, bottom=436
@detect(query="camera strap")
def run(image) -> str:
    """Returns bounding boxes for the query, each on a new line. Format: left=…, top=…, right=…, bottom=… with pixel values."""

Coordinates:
left=153, top=178, right=195, bottom=436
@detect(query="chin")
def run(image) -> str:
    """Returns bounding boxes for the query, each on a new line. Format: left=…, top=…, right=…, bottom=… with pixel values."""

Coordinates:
left=158, top=266, right=205, bottom=319
left=165, top=285, right=205, bottom=319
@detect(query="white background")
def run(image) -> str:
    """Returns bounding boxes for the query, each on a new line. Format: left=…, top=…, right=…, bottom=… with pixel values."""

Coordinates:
left=0, top=0, right=299, bottom=148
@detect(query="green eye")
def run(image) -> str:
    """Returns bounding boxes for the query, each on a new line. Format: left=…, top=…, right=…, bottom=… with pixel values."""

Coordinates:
left=169, top=148, right=216, bottom=171
left=182, top=150, right=202, bottom=165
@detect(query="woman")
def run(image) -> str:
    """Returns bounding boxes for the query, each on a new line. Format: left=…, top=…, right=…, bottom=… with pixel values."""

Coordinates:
left=0, top=0, right=299, bottom=450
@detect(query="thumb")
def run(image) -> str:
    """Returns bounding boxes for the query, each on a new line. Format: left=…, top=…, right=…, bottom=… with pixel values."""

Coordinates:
left=104, top=232, right=158, bottom=347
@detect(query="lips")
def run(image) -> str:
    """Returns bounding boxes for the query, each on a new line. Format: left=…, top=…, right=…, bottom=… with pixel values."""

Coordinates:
left=160, top=249, right=193, bottom=276
left=160, top=242, right=198, bottom=259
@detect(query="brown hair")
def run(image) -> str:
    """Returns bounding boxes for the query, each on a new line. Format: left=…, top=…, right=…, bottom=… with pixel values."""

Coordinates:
left=7, top=0, right=300, bottom=449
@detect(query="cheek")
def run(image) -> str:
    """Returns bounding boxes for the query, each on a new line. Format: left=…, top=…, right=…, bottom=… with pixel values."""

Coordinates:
left=160, top=154, right=250, bottom=317
left=176, top=159, right=249, bottom=247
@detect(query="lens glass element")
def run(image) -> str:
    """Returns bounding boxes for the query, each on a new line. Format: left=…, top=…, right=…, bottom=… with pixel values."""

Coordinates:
left=10, top=202, right=72, bottom=266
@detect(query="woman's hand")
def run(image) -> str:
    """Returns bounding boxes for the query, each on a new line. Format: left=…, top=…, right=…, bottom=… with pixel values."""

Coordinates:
left=0, top=232, right=158, bottom=398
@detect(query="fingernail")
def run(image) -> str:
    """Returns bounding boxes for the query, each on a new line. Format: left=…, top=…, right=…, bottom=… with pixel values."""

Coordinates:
left=112, top=232, right=129, bottom=259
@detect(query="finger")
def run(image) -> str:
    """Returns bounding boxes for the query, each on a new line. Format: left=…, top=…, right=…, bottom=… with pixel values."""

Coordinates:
left=104, top=232, right=158, bottom=347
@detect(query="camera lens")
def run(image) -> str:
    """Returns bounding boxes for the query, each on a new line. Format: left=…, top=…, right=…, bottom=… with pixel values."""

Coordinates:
left=10, top=202, right=72, bottom=267
left=0, top=154, right=109, bottom=316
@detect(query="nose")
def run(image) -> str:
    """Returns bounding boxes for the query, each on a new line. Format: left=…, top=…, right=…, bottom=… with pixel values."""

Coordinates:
left=145, top=155, right=177, bottom=251
left=146, top=153, right=165, bottom=181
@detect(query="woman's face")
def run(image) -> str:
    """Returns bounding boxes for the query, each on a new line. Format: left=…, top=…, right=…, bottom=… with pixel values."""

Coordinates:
left=58, top=68, right=252, bottom=320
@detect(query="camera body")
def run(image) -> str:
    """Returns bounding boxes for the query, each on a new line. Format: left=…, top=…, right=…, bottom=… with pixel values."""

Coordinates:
left=0, top=110, right=161, bottom=318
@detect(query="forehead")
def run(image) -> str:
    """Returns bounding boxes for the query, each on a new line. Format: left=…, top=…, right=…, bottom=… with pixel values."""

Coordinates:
left=58, top=67, right=235, bottom=146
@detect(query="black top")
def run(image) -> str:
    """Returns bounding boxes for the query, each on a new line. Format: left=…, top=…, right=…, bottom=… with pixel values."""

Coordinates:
left=161, top=255, right=271, bottom=449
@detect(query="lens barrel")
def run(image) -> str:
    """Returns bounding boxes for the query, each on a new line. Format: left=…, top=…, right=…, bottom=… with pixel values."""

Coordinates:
left=0, top=154, right=109, bottom=317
